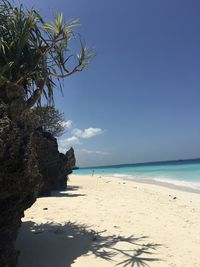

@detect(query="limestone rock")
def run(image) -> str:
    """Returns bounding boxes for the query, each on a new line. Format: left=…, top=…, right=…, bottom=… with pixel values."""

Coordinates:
left=0, top=97, right=76, bottom=266
left=37, top=131, right=76, bottom=196
left=0, top=100, right=42, bottom=267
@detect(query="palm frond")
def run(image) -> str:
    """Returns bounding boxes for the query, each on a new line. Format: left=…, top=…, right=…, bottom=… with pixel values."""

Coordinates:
left=0, top=1, right=94, bottom=108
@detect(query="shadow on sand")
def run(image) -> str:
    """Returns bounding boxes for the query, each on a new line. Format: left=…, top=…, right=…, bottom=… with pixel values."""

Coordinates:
left=17, top=221, right=162, bottom=267
left=49, top=191, right=86, bottom=198
left=47, top=186, right=85, bottom=198
left=66, top=185, right=82, bottom=191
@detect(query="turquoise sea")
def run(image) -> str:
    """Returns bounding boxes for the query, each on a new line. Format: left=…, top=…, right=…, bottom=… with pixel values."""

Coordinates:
left=73, top=159, right=200, bottom=192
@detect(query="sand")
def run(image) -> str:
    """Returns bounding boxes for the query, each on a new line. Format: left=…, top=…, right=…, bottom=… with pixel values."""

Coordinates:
left=16, top=175, right=200, bottom=267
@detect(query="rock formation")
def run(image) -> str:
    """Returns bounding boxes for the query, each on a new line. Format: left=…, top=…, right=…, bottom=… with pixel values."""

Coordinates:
left=0, top=99, right=76, bottom=266
left=37, top=130, right=76, bottom=196
left=0, top=99, right=43, bottom=267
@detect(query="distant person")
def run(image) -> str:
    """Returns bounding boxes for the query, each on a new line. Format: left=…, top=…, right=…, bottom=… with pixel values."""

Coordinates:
left=92, top=170, right=94, bottom=176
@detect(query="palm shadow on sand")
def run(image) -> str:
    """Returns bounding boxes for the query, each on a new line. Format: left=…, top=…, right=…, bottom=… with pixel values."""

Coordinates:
left=16, top=221, right=162, bottom=267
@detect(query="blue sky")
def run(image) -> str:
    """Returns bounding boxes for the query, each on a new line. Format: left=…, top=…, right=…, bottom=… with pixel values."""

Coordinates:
left=21, top=0, right=200, bottom=166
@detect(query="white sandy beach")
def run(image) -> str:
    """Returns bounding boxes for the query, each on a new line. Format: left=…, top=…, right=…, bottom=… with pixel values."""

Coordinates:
left=16, top=175, right=200, bottom=267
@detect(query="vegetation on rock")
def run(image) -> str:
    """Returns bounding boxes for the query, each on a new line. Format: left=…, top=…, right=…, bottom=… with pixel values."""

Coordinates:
left=31, top=106, right=68, bottom=137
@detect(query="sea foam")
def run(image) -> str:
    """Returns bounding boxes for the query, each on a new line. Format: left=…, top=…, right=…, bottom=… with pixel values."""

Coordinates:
left=154, top=178, right=200, bottom=191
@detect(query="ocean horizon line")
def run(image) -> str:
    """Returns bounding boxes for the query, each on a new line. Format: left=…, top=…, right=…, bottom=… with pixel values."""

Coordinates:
left=79, top=157, right=200, bottom=169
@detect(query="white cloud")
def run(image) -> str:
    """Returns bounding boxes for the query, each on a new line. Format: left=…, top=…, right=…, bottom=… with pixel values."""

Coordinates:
left=60, top=120, right=72, bottom=129
left=77, top=149, right=111, bottom=156
left=65, top=136, right=80, bottom=144
left=58, top=136, right=80, bottom=153
left=57, top=125, right=106, bottom=155
left=73, top=127, right=104, bottom=139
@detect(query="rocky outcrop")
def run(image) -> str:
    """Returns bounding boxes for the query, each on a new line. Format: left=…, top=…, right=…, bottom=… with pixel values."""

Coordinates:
left=37, top=131, right=76, bottom=196
left=0, top=100, right=43, bottom=267
left=65, top=147, right=76, bottom=174
left=0, top=99, right=76, bottom=266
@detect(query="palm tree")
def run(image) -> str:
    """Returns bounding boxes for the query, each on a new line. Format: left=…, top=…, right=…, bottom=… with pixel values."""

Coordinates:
left=0, top=0, right=93, bottom=108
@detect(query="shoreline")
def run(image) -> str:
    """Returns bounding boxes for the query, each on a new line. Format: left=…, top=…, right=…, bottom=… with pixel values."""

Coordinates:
left=74, top=173, right=200, bottom=194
